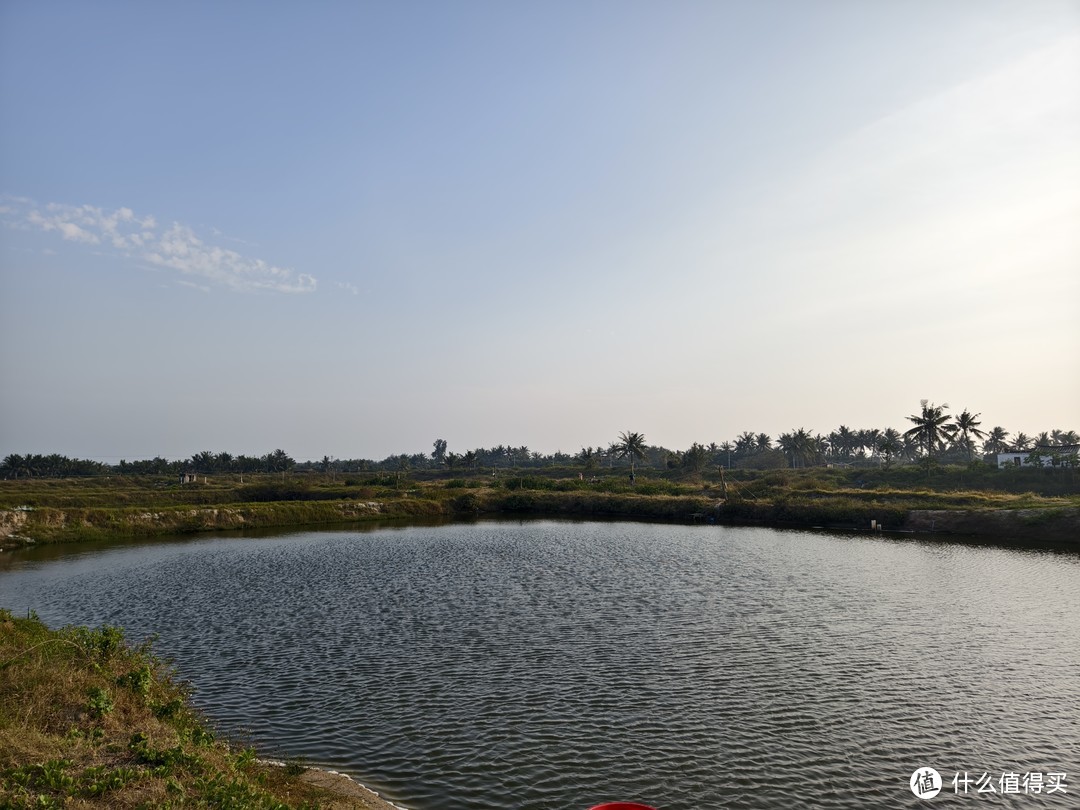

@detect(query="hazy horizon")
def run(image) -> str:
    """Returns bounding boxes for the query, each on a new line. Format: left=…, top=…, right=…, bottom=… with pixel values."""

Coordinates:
left=3, top=1, right=1078, bottom=462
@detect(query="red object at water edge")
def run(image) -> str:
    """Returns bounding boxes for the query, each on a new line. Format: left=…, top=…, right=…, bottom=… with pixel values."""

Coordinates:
left=587, top=804, right=658, bottom=810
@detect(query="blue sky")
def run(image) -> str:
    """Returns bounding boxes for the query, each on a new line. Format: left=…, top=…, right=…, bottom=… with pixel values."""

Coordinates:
left=2, top=1, right=1078, bottom=461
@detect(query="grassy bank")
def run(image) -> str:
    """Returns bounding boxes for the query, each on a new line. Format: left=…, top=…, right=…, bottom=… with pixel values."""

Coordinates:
left=1, top=465, right=1078, bottom=548
left=0, top=611, right=396, bottom=809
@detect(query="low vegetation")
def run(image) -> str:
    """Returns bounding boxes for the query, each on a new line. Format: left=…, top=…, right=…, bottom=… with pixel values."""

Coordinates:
left=1, top=460, right=1077, bottom=548
left=0, top=610, right=385, bottom=809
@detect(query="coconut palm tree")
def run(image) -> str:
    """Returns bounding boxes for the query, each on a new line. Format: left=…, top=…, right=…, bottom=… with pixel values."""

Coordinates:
left=682, top=443, right=708, bottom=472
left=1050, top=429, right=1079, bottom=446
left=777, top=432, right=797, bottom=468
left=877, top=429, right=902, bottom=469
left=733, top=431, right=756, bottom=460
left=953, top=409, right=988, bottom=461
left=190, top=450, right=216, bottom=474
left=777, top=428, right=816, bottom=468
left=904, top=401, right=954, bottom=462
left=1, top=454, right=25, bottom=479
left=577, top=447, right=597, bottom=470
left=981, top=427, right=1010, bottom=456
left=615, top=430, right=647, bottom=476
left=861, top=428, right=883, bottom=462
left=1012, top=432, right=1032, bottom=451
left=830, top=425, right=858, bottom=461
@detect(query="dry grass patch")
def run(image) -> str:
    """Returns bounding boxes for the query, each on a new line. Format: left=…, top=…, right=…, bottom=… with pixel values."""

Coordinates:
left=0, top=610, right=393, bottom=809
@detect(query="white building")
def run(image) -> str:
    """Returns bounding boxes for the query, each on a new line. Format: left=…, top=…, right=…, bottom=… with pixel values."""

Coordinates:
left=997, top=445, right=1079, bottom=469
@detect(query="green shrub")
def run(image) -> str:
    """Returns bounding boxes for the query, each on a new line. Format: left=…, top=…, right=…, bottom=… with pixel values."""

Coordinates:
left=117, top=664, right=153, bottom=698
left=69, top=624, right=125, bottom=661
left=86, top=687, right=113, bottom=718
left=451, top=493, right=481, bottom=513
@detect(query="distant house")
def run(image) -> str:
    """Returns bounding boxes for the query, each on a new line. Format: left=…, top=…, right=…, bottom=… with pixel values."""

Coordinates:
left=179, top=472, right=197, bottom=483
left=996, top=452, right=1030, bottom=468
left=997, top=445, right=1080, bottom=469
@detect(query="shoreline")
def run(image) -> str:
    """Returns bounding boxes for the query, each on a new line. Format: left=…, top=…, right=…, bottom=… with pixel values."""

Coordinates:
left=0, top=611, right=413, bottom=810
left=259, top=760, right=410, bottom=810
left=2, top=467, right=1077, bottom=550
left=2, top=499, right=1078, bottom=552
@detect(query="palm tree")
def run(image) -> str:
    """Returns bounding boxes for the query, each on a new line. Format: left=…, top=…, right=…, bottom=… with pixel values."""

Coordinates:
left=265, top=449, right=294, bottom=472
left=734, top=431, right=756, bottom=459
left=831, top=425, right=857, bottom=461
left=777, top=428, right=816, bottom=468
left=982, top=427, right=1010, bottom=456
left=577, top=447, right=597, bottom=470
left=615, top=430, right=647, bottom=476
left=904, top=401, right=954, bottom=463
left=953, top=409, right=988, bottom=461
left=682, top=443, right=707, bottom=472
left=1050, top=429, right=1078, bottom=446
left=1012, top=432, right=1032, bottom=451
left=190, top=450, right=215, bottom=474
left=777, top=432, right=797, bottom=468
left=877, top=428, right=902, bottom=469
left=1, top=454, right=24, bottom=479
left=861, top=428, right=883, bottom=462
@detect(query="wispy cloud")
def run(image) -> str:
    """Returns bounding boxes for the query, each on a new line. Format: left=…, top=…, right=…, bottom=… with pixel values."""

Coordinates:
left=336, top=281, right=360, bottom=296
left=2, top=197, right=316, bottom=294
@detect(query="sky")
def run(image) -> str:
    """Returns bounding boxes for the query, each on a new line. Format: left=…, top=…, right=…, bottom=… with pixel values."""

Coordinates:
left=1, top=0, right=1078, bottom=462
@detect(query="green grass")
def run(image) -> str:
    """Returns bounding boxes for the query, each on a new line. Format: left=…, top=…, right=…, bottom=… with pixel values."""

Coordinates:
left=0, top=610, right=375, bottom=809
left=2, top=465, right=1077, bottom=547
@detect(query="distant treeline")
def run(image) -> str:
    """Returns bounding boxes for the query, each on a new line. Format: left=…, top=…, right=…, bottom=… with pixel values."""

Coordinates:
left=0, top=449, right=296, bottom=479
left=3, top=404, right=1078, bottom=480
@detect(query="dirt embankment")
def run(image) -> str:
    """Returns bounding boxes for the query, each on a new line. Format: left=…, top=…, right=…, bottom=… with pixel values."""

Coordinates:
left=2, top=501, right=1077, bottom=549
left=0, top=509, right=28, bottom=538
left=0, top=501, right=411, bottom=549
left=903, top=508, right=1080, bottom=543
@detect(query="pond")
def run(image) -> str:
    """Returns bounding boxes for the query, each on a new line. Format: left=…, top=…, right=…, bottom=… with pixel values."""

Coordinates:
left=2, top=520, right=1078, bottom=809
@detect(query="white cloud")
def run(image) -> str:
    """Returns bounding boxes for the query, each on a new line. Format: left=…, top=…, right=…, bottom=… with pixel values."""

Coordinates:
left=175, top=279, right=211, bottom=293
left=145, top=223, right=316, bottom=293
left=2, top=196, right=316, bottom=294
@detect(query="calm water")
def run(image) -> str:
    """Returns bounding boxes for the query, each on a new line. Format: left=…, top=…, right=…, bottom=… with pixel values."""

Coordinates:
left=2, top=521, right=1078, bottom=809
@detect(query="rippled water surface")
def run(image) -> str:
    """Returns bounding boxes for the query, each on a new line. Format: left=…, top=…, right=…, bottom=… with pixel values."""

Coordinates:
left=2, top=521, right=1078, bottom=809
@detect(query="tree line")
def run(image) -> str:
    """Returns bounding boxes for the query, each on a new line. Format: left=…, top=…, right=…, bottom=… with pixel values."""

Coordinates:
left=2, top=402, right=1077, bottom=479
left=0, top=449, right=297, bottom=479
